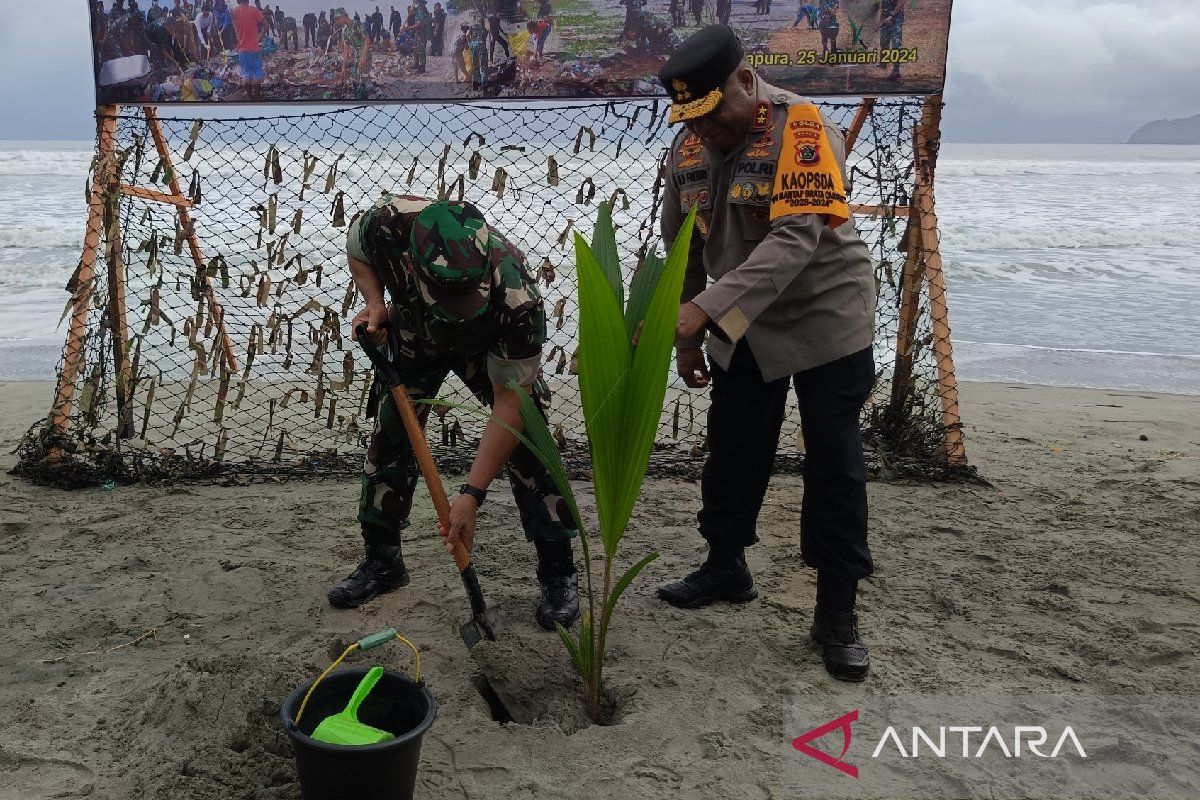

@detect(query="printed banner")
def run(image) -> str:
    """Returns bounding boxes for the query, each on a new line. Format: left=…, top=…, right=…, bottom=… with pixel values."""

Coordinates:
left=88, top=0, right=952, bottom=105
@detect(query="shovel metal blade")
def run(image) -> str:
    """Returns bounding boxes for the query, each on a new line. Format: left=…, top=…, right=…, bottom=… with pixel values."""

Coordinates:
left=459, top=609, right=498, bottom=650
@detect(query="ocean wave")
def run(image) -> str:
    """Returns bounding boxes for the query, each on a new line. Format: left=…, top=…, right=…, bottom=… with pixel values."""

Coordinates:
left=0, top=225, right=85, bottom=250
left=953, top=340, right=1200, bottom=360
left=937, top=159, right=1200, bottom=178
left=0, top=150, right=93, bottom=178
left=939, top=223, right=1200, bottom=253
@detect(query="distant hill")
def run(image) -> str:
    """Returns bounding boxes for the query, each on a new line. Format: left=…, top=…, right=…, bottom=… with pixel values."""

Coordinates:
left=1128, top=114, right=1200, bottom=144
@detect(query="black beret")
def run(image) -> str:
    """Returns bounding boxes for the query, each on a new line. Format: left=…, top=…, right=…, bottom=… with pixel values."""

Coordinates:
left=659, top=25, right=745, bottom=124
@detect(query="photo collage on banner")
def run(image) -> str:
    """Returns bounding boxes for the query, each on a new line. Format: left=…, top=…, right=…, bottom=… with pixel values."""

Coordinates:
left=90, top=0, right=952, bottom=104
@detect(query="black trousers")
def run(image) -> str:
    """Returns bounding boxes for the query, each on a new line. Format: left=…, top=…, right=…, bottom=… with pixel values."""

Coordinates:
left=698, top=341, right=874, bottom=580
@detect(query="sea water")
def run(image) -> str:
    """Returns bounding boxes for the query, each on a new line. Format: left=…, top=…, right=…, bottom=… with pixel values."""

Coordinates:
left=0, top=140, right=1197, bottom=393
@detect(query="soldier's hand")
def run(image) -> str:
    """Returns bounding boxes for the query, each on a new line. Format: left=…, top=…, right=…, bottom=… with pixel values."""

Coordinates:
left=350, top=299, right=389, bottom=344
left=675, top=301, right=711, bottom=344
left=677, top=346, right=710, bottom=389
left=439, top=493, right=479, bottom=554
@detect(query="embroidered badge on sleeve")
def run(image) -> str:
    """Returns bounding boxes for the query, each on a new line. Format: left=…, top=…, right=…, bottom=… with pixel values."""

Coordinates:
left=768, top=104, right=850, bottom=228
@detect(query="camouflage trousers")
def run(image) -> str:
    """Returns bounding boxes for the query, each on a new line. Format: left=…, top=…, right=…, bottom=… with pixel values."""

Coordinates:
left=413, top=32, right=428, bottom=69
left=469, top=42, right=488, bottom=85
left=359, top=353, right=575, bottom=547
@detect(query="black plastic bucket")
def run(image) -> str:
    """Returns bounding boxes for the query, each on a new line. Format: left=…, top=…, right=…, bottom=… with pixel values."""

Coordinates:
left=281, top=667, right=437, bottom=800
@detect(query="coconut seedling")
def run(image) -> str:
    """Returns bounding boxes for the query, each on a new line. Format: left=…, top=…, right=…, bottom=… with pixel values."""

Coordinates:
left=508, top=202, right=698, bottom=721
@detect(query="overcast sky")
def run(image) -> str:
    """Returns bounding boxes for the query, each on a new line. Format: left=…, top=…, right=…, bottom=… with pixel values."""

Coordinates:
left=1, top=0, right=1196, bottom=142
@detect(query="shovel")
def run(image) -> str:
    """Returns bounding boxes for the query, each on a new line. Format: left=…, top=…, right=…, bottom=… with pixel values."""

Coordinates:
left=310, top=666, right=395, bottom=746
left=356, top=322, right=497, bottom=649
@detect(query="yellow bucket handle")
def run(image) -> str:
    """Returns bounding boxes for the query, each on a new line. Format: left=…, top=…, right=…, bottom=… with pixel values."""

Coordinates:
left=294, top=628, right=421, bottom=726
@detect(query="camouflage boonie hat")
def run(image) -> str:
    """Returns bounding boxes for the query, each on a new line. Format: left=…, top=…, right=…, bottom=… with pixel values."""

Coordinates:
left=408, top=200, right=493, bottom=321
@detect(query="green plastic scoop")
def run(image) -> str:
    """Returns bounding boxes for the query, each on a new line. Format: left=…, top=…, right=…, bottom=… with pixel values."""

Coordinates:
left=311, top=666, right=396, bottom=746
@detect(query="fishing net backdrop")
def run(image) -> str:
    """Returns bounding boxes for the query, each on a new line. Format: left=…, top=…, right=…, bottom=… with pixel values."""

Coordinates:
left=13, top=99, right=971, bottom=488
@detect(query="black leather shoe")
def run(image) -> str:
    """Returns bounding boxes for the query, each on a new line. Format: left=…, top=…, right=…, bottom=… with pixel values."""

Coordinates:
left=810, top=609, right=870, bottom=682
left=535, top=539, right=580, bottom=630
left=656, top=561, right=758, bottom=609
left=327, top=543, right=410, bottom=609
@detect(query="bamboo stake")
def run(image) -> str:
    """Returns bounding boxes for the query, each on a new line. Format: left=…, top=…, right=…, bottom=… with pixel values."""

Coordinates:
left=51, top=105, right=117, bottom=441
left=888, top=207, right=925, bottom=418
left=103, top=128, right=134, bottom=439
left=844, top=98, right=877, bottom=153
left=913, top=96, right=966, bottom=468
left=118, top=185, right=193, bottom=207
left=144, top=107, right=239, bottom=374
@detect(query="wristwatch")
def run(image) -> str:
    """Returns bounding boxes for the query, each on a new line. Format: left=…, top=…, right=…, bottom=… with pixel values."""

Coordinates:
left=459, top=483, right=487, bottom=507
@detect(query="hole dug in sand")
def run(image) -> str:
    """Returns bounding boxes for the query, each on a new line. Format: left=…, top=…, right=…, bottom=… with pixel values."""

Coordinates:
left=470, top=631, right=634, bottom=733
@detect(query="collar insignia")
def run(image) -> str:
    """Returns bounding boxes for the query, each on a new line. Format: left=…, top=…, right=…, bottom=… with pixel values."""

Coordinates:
left=752, top=101, right=771, bottom=131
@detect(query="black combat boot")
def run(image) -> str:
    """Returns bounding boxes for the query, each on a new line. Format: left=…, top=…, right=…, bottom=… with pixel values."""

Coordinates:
left=535, top=538, right=580, bottom=630
left=810, top=573, right=870, bottom=682
left=656, top=542, right=758, bottom=609
left=327, top=540, right=410, bottom=609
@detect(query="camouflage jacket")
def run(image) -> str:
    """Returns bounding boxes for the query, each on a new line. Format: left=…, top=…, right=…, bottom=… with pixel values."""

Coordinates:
left=347, top=193, right=546, bottom=386
left=410, top=6, right=432, bottom=36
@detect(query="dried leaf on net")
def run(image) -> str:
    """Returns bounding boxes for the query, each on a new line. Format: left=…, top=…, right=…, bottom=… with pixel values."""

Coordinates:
left=437, top=143, right=451, bottom=185
left=556, top=219, right=574, bottom=249
left=609, top=188, right=630, bottom=211
left=448, top=175, right=465, bottom=203
left=491, top=167, right=508, bottom=198
left=187, top=172, right=202, bottom=205
left=275, top=233, right=290, bottom=266
left=301, top=151, right=319, bottom=185
left=214, top=367, right=231, bottom=424
left=572, top=126, right=596, bottom=154
left=468, top=151, right=482, bottom=180
left=406, top=157, right=418, bottom=186
left=256, top=274, right=272, bottom=306
left=547, top=155, right=560, bottom=187
left=539, top=257, right=555, bottom=287
left=291, top=209, right=303, bottom=234
left=314, top=373, right=326, bottom=416
left=331, top=191, right=346, bottom=227
left=139, top=378, right=156, bottom=439
left=324, top=155, right=342, bottom=193
left=574, top=177, right=595, bottom=205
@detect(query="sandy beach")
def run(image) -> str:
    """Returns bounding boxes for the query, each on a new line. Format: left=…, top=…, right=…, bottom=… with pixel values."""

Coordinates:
left=0, top=379, right=1198, bottom=799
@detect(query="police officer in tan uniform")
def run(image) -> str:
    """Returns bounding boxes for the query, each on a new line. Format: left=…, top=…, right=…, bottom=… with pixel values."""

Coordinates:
left=657, top=26, right=877, bottom=681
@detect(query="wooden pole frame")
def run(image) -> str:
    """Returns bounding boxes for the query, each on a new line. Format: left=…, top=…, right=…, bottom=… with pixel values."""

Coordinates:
left=844, top=97, right=877, bottom=154
left=51, top=105, right=119, bottom=440
left=888, top=94, right=967, bottom=468
left=50, top=105, right=240, bottom=450
left=144, top=107, right=239, bottom=375
left=913, top=96, right=966, bottom=467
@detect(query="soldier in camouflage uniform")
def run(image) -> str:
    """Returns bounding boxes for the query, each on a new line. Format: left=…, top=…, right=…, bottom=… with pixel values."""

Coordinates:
left=328, top=195, right=581, bottom=632
left=408, top=0, right=432, bottom=72
left=468, top=20, right=489, bottom=89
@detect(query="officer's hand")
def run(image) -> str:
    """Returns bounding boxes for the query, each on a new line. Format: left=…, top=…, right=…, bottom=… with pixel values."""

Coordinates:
left=439, top=493, right=478, bottom=554
left=675, top=301, right=711, bottom=344
left=350, top=299, right=389, bottom=344
left=677, top=346, right=710, bottom=389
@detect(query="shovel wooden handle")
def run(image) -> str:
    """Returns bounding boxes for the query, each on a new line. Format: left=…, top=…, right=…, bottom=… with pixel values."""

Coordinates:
left=387, top=383, right=471, bottom=574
